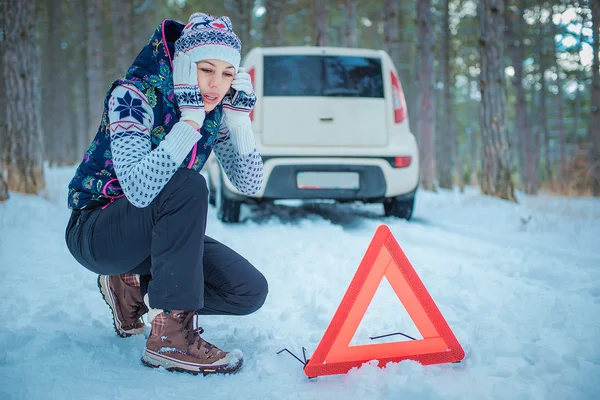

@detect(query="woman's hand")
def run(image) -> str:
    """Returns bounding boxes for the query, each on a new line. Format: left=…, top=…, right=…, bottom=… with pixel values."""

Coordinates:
left=222, top=67, right=256, bottom=128
left=173, top=53, right=205, bottom=129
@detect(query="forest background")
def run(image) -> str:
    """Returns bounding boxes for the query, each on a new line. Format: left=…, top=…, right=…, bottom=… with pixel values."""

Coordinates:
left=1, top=0, right=598, bottom=202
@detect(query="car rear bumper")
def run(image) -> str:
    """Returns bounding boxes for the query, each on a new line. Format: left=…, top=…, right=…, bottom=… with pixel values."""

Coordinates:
left=263, top=164, right=386, bottom=200
left=221, top=157, right=419, bottom=201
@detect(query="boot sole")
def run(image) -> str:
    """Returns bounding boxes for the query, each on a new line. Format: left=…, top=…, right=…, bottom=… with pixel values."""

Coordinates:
left=141, top=349, right=243, bottom=375
left=97, top=275, right=145, bottom=338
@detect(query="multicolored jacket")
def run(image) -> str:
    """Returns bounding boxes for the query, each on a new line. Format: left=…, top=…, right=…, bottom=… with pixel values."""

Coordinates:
left=67, top=20, right=262, bottom=210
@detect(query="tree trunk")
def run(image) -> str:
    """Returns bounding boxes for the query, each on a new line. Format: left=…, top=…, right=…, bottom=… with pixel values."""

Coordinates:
left=0, top=0, right=8, bottom=201
left=478, top=0, right=515, bottom=201
left=439, top=0, right=455, bottom=189
left=470, top=108, right=479, bottom=185
left=507, top=0, right=535, bottom=193
left=342, top=0, right=358, bottom=47
left=556, top=67, right=567, bottom=185
left=132, top=0, right=162, bottom=53
left=384, top=0, right=401, bottom=70
left=547, top=17, right=566, bottom=186
left=0, top=0, right=5, bottom=161
left=87, top=0, right=104, bottom=136
left=40, top=1, right=53, bottom=164
left=572, top=17, right=586, bottom=148
left=589, top=0, right=600, bottom=195
left=42, top=0, right=71, bottom=166
left=435, top=66, right=444, bottom=185
left=416, top=0, right=436, bottom=191
left=537, top=20, right=552, bottom=184
left=0, top=162, right=7, bottom=201
left=112, top=0, right=133, bottom=77
left=68, top=0, right=90, bottom=163
left=573, top=68, right=582, bottom=141
left=399, top=0, right=418, bottom=138
left=3, top=0, right=45, bottom=193
left=530, top=83, right=542, bottom=191
left=244, top=1, right=253, bottom=52
left=315, top=0, right=328, bottom=46
left=263, top=0, right=287, bottom=46
left=225, top=0, right=252, bottom=57
left=469, top=77, right=480, bottom=186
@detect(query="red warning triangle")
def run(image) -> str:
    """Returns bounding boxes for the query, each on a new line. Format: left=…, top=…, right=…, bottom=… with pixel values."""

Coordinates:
left=304, top=224, right=465, bottom=378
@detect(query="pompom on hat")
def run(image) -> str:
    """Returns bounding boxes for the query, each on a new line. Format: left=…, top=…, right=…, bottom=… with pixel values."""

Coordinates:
left=174, top=13, right=242, bottom=71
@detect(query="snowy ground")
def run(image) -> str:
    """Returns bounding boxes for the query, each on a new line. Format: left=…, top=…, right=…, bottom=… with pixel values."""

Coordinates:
left=1, top=166, right=599, bottom=400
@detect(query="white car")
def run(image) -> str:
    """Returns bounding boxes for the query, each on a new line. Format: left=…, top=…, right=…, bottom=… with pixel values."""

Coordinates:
left=207, top=46, right=419, bottom=223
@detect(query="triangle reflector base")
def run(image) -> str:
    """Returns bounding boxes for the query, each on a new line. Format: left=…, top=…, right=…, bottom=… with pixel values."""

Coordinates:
left=304, top=224, right=464, bottom=378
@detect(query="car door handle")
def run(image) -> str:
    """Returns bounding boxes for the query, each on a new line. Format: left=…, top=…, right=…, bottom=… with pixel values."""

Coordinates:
left=319, top=117, right=334, bottom=122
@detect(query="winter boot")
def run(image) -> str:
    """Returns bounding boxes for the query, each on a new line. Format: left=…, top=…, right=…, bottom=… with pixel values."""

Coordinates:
left=97, top=274, right=148, bottom=337
left=141, top=305, right=243, bottom=375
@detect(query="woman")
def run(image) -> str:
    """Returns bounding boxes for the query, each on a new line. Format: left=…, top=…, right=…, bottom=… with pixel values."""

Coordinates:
left=65, top=12, right=268, bottom=375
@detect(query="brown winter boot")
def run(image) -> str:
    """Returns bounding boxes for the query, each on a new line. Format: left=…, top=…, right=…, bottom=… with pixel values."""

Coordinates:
left=141, top=309, right=243, bottom=375
left=97, top=274, right=148, bottom=337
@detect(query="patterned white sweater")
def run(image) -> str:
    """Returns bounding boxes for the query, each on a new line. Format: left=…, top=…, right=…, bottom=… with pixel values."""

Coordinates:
left=108, top=84, right=263, bottom=208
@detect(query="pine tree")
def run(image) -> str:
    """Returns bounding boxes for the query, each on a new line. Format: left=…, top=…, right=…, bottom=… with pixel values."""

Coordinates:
left=478, top=0, right=516, bottom=201
left=3, top=0, right=45, bottom=194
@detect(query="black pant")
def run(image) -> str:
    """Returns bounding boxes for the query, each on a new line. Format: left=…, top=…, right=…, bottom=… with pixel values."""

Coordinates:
left=65, top=168, right=268, bottom=315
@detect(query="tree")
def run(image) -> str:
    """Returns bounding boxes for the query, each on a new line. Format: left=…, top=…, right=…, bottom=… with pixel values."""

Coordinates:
left=398, top=0, right=419, bottom=142
left=478, top=0, right=516, bottom=201
left=454, top=4, right=481, bottom=186
left=507, top=0, right=536, bottom=193
left=3, top=0, right=45, bottom=194
left=536, top=16, right=553, bottom=184
left=133, top=0, right=166, bottom=53
left=42, top=0, right=72, bottom=166
left=264, top=0, right=287, bottom=46
left=416, top=0, right=436, bottom=190
left=0, top=164, right=7, bottom=201
left=439, top=0, right=456, bottom=189
left=224, top=0, right=254, bottom=57
left=589, top=0, right=600, bottom=196
left=86, top=0, right=104, bottom=136
left=0, top=0, right=7, bottom=201
left=550, top=16, right=567, bottom=186
left=384, top=0, right=401, bottom=69
left=341, top=0, right=358, bottom=47
left=315, top=0, right=329, bottom=46
left=111, top=0, right=134, bottom=78
left=67, top=0, right=91, bottom=161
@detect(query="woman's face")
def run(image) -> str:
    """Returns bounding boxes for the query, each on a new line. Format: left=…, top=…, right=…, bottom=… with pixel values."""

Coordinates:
left=196, top=59, right=235, bottom=112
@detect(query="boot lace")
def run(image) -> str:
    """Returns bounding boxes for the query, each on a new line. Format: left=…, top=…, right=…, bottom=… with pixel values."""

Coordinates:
left=181, top=311, right=216, bottom=354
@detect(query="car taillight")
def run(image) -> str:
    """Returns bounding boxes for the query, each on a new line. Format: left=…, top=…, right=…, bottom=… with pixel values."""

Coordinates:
left=394, top=156, right=411, bottom=168
left=248, top=67, right=255, bottom=121
left=390, top=71, right=406, bottom=124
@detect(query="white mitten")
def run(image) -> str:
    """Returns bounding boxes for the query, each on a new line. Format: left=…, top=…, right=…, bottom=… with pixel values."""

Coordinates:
left=173, top=53, right=205, bottom=128
left=223, top=67, right=257, bottom=154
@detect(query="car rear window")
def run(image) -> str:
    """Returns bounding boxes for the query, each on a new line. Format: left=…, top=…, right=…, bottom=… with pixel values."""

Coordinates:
left=263, top=55, right=384, bottom=98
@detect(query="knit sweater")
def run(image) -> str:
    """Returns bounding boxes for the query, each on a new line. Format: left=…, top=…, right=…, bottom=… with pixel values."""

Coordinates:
left=109, top=83, right=263, bottom=208
left=67, top=19, right=263, bottom=210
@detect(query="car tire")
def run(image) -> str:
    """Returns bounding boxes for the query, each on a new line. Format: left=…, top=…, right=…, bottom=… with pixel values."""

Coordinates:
left=218, top=182, right=242, bottom=223
left=383, top=195, right=414, bottom=221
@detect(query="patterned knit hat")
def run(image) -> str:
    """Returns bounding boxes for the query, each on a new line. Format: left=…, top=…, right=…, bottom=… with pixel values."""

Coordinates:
left=174, top=13, right=241, bottom=71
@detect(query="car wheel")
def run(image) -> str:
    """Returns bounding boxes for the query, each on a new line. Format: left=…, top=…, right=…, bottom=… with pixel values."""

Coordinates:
left=218, top=183, right=242, bottom=223
left=383, top=196, right=414, bottom=221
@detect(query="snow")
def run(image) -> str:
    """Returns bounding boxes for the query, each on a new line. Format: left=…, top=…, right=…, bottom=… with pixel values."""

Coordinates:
left=1, top=166, right=599, bottom=400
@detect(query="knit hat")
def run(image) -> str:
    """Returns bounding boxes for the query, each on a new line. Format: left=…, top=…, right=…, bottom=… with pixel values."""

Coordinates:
left=174, top=13, right=242, bottom=71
